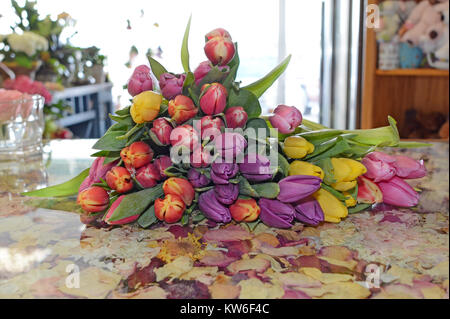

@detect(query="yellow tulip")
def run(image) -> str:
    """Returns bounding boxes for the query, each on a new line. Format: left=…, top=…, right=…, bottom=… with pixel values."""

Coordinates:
left=330, top=158, right=367, bottom=191
left=130, top=91, right=162, bottom=124
left=343, top=192, right=357, bottom=207
left=289, top=161, right=324, bottom=179
left=313, top=188, right=348, bottom=223
left=283, top=136, right=314, bottom=159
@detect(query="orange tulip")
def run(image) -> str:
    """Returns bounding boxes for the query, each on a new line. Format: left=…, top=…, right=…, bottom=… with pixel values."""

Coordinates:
left=77, top=186, right=109, bottom=213
left=154, top=194, right=185, bottom=223
left=120, top=141, right=153, bottom=169
left=163, top=177, right=195, bottom=206
left=229, top=198, right=261, bottom=222
left=168, top=95, right=198, bottom=124
left=105, top=166, right=134, bottom=193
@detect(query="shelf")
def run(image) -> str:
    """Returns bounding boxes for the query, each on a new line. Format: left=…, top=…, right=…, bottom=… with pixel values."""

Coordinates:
left=376, top=69, right=449, bottom=77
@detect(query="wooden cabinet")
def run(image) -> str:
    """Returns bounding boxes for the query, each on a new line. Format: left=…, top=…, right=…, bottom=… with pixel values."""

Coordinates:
left=361, top=0, right=449, bottom=139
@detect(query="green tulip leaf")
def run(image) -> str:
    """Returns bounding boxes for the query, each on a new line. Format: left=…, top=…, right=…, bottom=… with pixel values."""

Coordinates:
left=315, top=158, right=336, bottom=185
left=181, top=15, right=192, bottom=73
left=242, top=54, right=291, bottom=98
left=195, top=66, right=230, bottom=93
left=115, top=106, right=130, bottom=116
left=228, top=88, right=262, bottom=118
left=348, top=203, right=372, bottom=214
left=238, top=177, right=259, bottom=198
left=21, top=168, right=90, bottom=198
left=277, top=153, right=290, bottom=178
left=93, top=131, right=128, bottom=151
left=320, top=183, right=347, bottom=201
left=148, top=56, right=168, bottom=80
left=252, top=183, right=280, bottom=199
left=308, top=137, right=351, bottom=162
left=137, top=205, right=159, bottom=228
left=106, top=184, right=164, bottom=223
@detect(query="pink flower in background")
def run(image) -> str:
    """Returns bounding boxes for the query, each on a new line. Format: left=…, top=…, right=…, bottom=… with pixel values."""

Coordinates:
left=3, top=75, right=52, bottom=104
left=78, top=157, right=118, bottom=193
left=0, top=89, right=33, bottom=121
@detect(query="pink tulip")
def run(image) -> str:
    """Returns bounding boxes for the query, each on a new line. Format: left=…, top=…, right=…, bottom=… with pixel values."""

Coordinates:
left=170, top=124, right=200, bottom=151
left=269, top=105, right=302, bottom=134
left=159, top=73, right=186, bottom=100
left=193, top=61, right=229, bottom=85
left=150, top=118, right=173, bottom=145
left=362, top=152, right=427, bottom=182
left=199, top=83, right=227, bottom=115
left=194, top=115, right=224, bottom=142
left=154, top=155, right=172, bottom=179
left=79, top=157, right=118, bottom=193
left=392, top=155, right=427, bottom=179
left=362, top=152, right=396, bottom=182
left=127, top=65, right=153, bottom=97
left=225, top=106, right=248, bottom=128
left=104, top=196, right=140, bottom=225
left=377, top=176, right=420, bottom=207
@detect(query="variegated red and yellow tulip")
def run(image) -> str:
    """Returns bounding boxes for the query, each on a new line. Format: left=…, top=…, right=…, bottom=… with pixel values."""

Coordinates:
left=169, top=124, right=200, bottom=151
left=120, top=141, right=153, bottom=169
left=225, top=106, right=248, bottom=128
left=163, top=177, right=195, bottom=206
left=168, top=95, right=198, bottom=124
left=204, top=29, right=235, bottom=66
left=105, top=166, right=134, bottom=193
left=104, top=195, right=140, bottom=225
left=199, top=83, right=228, bottom=115
left=154, top=193, right=185, bottom=223
left=150, top=118, right=173, bottom=145
left=77, top=186, right=109, bottom=213
left=357, top=175, right=383, bottom=204
left=230, top=198, right=261, bottom=222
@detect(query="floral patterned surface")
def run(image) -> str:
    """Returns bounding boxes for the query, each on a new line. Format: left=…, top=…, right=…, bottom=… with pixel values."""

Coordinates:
left=0, top=141, right=448, bottom=299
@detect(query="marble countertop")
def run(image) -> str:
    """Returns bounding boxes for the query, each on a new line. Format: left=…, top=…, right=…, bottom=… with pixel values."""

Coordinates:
left=0, top=140, right=448, bottom=299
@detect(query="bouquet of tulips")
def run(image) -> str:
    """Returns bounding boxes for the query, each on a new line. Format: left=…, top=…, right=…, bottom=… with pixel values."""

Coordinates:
left=25, top=19, right=429, bottom=229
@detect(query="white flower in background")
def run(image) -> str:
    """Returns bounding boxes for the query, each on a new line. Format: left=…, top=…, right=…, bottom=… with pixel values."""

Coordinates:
left=6, top=32, right=49, bottom=57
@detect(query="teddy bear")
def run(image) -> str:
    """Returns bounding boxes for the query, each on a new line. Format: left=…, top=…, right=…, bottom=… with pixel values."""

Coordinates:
left=399, top=0, right=449, bottom=46
left=423, top=5, right=449, bottom=69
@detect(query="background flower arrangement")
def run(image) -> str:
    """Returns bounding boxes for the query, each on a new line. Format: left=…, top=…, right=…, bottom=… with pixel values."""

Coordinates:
left=24, top=18, right=430, bottom=231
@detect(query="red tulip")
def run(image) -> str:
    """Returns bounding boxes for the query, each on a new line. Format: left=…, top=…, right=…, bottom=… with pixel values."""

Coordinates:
left=205, top=28, right=232, bottom=41
left=105, top=166, right=134, bottom=193
left=150, top=118, right=173, bottom=145
left=230, top=198, right=260, bottom=222
left=163, top=177, right=195, bottom=206
left=104, top=195, right=140, bottom=225
left=154, top=155, right=172, bottom=179
left=135, top=163, right=161, bottom=188
left=191, top=146, right=211, bottom=168
left=170, top=124, right=200, bottom=151
left=194, top=115, right=224, bottom=142
left=77, top=186, right=109, bottom=213
left=199, top=83, right=228, bottom=115
left=168, top=95, right=198, bottom=124
left=204, top=29, right=235, bottom=66
left=120, top=141, right=153, bottom=169
left=154, top=194, right=185, bottom=223
left=225, top=106, right=248, bottom=128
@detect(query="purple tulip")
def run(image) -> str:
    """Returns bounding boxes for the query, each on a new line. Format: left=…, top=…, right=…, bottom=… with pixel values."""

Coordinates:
left=211, top=162, right=239, bottom=184
left=294, top=197, right=324, bottom=226
left=377, top=176, right=420, bottom=207
left=239, top=153, right=274, bottom=182
left=214, top=184, right=239, bottom=205
left=79, top=157, right=117, bottom=193
left=198, top=189, right=232, bottom=223
left=193, top=61, right=229, bottom=85
left=258, top=198, right=294, bottom=229
left=277, top=175, right=322, bottom=203
left=159, top=73, right=186, bottom=100
left=269, top=105, right=302, bottom=134
left=214, top=132, right=247, bottom=160
left=187, top=168, right=211, bottom=188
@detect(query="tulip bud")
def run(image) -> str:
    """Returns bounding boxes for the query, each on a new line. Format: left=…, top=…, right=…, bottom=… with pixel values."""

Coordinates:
left=188, top=168, right=211, bottom=188
left=392, top=155, right=426, bottom=179
left=214, top=184, right=239, bottom=205
left=230, top=198, right=260, bottom=222
left=136, top=163, right=161, bottom=188
left=191, top=146, right=211, bottom=168
left=168, top=95, right=198, bottom=124
left=79, top=157, right=118, bottom=193
left=269, top=105, right=303, bottom=134
left=357, top=176, right=383, bottom=204
left=361, top=152, right=396, bottom=182
left=163, top=177, right=195, bottom=206
left=154, top=156, right=172, bottom=179
left=277, top=175, right=322, bottom=203
left=377, top=176, right=419, bottom=207
left=170, top=124, right=200, bottom=151
left=106, top=166, right=134, bottom=193
left=204, top=31, right=236, bottom=66
left=127, top=65, right=153, bottom=97
left=288, top=161, right=324, bottom=179
left=195, top=116, right=224, bottom=142
left=225, top=106, right=248, bottom=128
left=215, top=132, right=247, bottom=159
left=283, top=136, right=314, bottom=159
left=293, top=197, right=324, bottom=226
left=155, top=194, right=185, bottom=223
left=313, top=188, right=348, bottom=223
left=104, top=195, right=140, bottom=225
left=150, top=118, right=173, bottom=145
left=193, top=61, right=230, bottom=86
left=330, top=158, right=367, bottom=191
left=120, top=141, right=154, bottom=169
left=159, top=73, right=186, bottom=100
left=199, top=83, right=228, bottom=115
left=77, top=186, right=109, bottom=213
left=210, top=162, right=239, bottom=185
left=130, top=91, right=162, bottom=124
left=259, top=198, right=294, bottom=229
left=239, top=153, right=274, bottom=182
left=198, top=189, right=231, bottom=223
